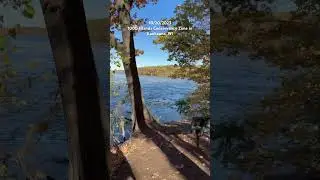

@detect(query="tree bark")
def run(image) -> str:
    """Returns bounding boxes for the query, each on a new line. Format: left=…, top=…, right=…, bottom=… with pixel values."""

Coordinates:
left=40, top=0, right=109, bottom=179
left=119, top=4, right=149, bottom=133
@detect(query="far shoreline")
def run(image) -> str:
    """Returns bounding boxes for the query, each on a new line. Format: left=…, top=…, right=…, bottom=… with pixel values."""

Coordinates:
left=2, top=18, right=108, bottom=43
left=113, top=65, right=181, bottom=78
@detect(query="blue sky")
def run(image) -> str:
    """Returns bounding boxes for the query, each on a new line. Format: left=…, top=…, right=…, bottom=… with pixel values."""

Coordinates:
left=2, top=0, right=296, bottom=69
left=111, top=0, right=296, bottom=69
left=1, top=0, right=184, bottom=69
left=112, top=0, right=185, bottom=69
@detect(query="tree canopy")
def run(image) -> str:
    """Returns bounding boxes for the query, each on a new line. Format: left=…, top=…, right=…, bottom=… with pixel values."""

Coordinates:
left=0, top=0, right=36, bottom=109
left=154, top=0, right=210, bottom=118
left=212, top=0, right=320, bottom=178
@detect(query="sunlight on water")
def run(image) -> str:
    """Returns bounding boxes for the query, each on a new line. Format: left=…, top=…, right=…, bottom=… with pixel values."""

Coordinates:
left=212, top=54, right=280, bottom=180
left=111, top=72, right=197, bottom=121
left=1, top=36, right=281, bottom=179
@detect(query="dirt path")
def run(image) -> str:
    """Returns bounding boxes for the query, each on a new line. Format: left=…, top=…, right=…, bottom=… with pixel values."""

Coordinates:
left=111, top=121, right=210, bottom=180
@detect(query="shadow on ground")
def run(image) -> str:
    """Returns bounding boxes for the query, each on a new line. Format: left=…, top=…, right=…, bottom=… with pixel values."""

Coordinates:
left=152, top=121, right=210, bottom=168
left=111, top=120, right=210, bottom=180
left=111, top=145, right=136, bottom=180
left=142, top=122, right=210, bottom=180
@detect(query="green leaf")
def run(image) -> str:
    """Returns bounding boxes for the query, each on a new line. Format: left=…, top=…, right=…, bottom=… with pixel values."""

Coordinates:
left=0, top=163, right=8, bottom=177
left=0, top=35, right=8, bottom=51
left=3, top=53, right=10, bottom=65
left=22, top=5, right=35, bottom=19
left=22, top=0, right=33, bottom=5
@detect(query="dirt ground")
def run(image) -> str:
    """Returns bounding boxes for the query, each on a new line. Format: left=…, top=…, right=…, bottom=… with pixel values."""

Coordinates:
left=110, top=120, right=210, bottom=180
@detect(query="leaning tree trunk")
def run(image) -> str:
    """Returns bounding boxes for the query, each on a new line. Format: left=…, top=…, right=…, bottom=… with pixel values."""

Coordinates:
left=119, top=6, right=149, bottom=133
left=40, top=0, right=109, bottom=179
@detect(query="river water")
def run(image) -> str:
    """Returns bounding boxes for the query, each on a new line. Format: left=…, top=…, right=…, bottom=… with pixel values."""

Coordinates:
left=111, top=72, right=197, bottom=122
left=0, top=35, right=280, bottom=179
left=212, top=54, right=280, bottom=179
left=110, top=72, right=197, bottom=140
left=0, top=35, right=196, bottom=179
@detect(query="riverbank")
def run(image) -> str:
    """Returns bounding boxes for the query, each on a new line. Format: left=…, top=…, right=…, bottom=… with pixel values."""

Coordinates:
left=109, top=67, right=210, bottom=179
left=109, top=65, right=207, bottom=178
left=110, top=120, right=210, bottom=179
left=110, top=72, right=197, bottom=141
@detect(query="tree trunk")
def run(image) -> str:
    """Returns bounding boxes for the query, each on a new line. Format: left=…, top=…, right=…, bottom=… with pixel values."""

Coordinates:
left=142, top=95, right=154, bottom=123
left=40, top=0, right=109, bottom=179
left=119, top=7, right=149, bottom=133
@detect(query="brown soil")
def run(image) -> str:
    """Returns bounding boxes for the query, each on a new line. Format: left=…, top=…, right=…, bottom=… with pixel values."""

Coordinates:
left=110, top=120, right=210, bottom=180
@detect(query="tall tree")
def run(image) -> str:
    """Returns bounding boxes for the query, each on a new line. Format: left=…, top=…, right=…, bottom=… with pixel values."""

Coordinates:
left=40, top=0, right=109, bottom=179
left=110, top=0, right=157, bottom=133
left=154, top=0, right=210, bottom=118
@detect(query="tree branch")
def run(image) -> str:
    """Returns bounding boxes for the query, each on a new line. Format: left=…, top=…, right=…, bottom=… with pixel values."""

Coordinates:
left=110, top=31, right=124, bottom=52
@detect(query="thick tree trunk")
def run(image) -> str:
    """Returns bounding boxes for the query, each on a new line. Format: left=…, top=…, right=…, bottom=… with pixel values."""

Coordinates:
left=119, top=7, right=149, bottom=133
left=40, top=0, right=109, bottom=179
